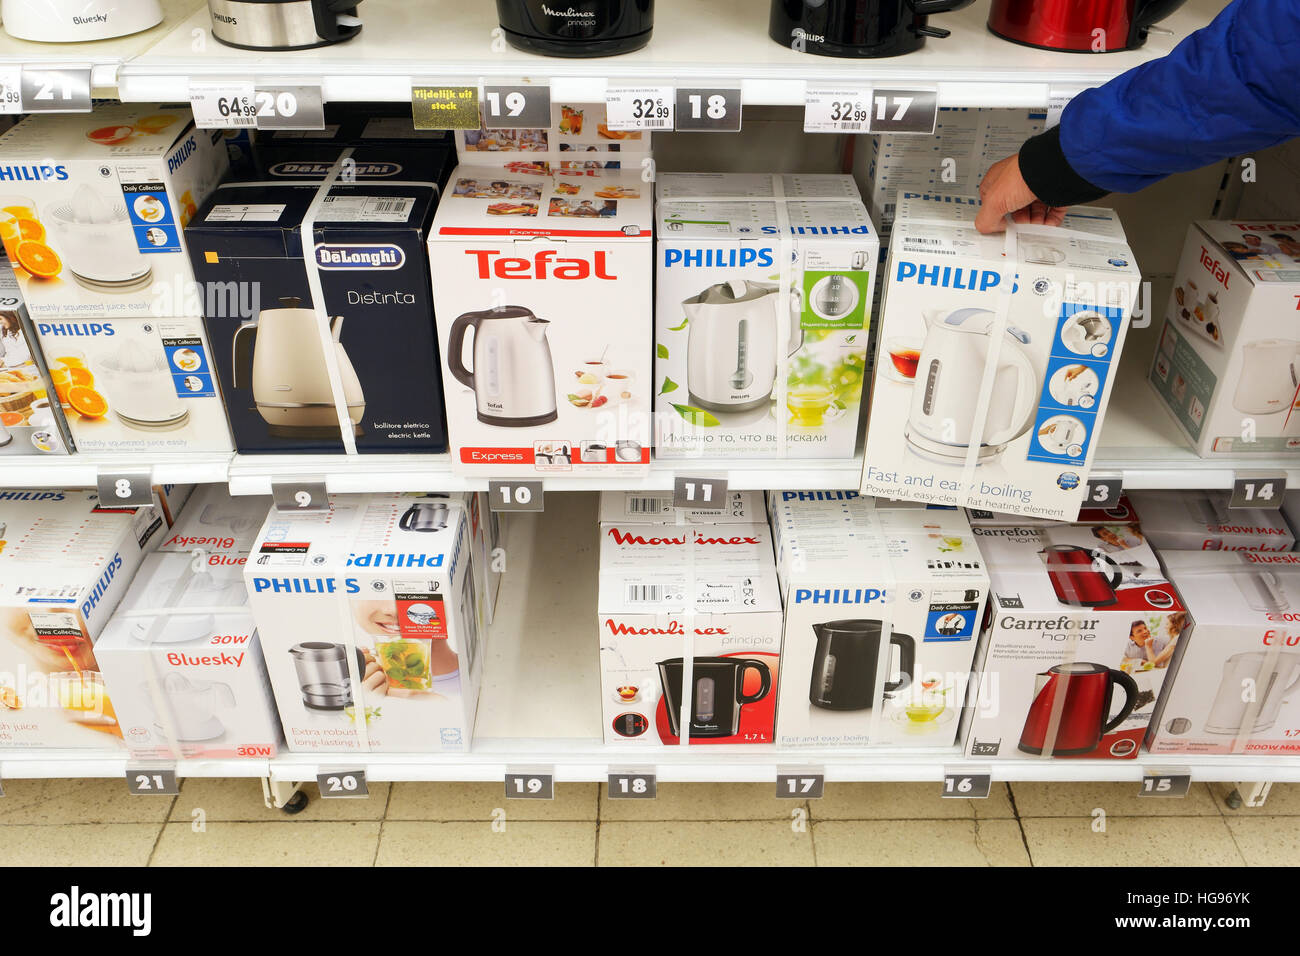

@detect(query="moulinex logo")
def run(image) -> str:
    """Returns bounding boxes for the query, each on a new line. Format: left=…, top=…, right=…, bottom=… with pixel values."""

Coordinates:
left=605, top=619, right=729, bottom=636
left=314, top=243, right=405, bottom=270
left=605, top=527, right=761, bottom=547
left=542, top=4, right=596, bottom=17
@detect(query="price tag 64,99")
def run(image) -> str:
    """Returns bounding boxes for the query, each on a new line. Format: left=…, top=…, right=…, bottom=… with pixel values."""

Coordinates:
left=605, top=85, right=675, bottom=131
left=317, top=770, right=369, bottom=798
left=0, top=66, right=22, bottom=114
left=189, top=80, right=257, bottom=130
left=804, top=86, right=871, bottom=134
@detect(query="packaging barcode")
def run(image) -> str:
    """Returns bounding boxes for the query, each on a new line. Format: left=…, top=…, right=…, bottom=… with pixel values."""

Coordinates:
left=372, top=200, right=401, bottom=213
left=626, top=584, right=664, bottom=603
left=628, top=497, right=668, bottom=514
left=641, top=119, right=669, bottom=128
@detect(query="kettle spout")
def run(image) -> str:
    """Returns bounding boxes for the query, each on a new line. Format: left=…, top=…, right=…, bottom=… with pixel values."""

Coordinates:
left=526, top=318, right=551, bottom=342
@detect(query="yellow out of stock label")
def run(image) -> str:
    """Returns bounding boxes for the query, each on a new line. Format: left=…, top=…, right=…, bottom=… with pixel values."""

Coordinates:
left=412, top=86, right=480, bottom=130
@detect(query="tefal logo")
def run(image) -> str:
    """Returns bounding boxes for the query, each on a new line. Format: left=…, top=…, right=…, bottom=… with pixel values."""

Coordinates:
left=467, top=249, right=615, bottom=280
left=1199, top=246, right=1231, bottom=288
left=605, top=527, right=760, bottom=546
left=604, top=619, right=729, bottom=636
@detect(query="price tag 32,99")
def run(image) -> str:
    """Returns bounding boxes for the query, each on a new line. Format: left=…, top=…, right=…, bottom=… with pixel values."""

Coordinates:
left=605, top=85, right=675, bottom=131
left=189, top=81, right=257, bottom=129
left=804, top=86, right=871, bottom=134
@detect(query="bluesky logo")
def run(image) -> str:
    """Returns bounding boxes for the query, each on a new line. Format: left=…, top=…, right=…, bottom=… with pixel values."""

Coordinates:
left=314, top=243, right=405, bottom=270
left=663, top=246, right=773, bottom=269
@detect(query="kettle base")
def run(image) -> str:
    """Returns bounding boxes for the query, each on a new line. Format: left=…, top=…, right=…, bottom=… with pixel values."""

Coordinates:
left=478, top=410, right=558, bottom=427
left=810, top=697, right=872, bottom=712
left=70, top=268, right=154, bottom=295
left=987, top=25, right=1145, bottom=53
left=496, top=27, right=653, bottom=58
left=1017, top=741, right=1101, bottom=756
left=904, top=426, right=1006, bottom=465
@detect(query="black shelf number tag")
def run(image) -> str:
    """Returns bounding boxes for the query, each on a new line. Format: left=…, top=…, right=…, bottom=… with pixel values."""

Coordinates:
left=1140, top=772, right=1191, bottom=798
left=505, top=772, right=554, bottom=800
left=675, top=88, right=742, bottom=132
left=254, top=85, right=325, bottom=131
left=272, top=481, right=328, bottom=513
left=866, top=88, right=938, bottom=135
left=608, top=773, right=657, bottom=799
left=489, top=480, right=544, bottom=512
left=1084, top=476, right=1123, bottom=509
left=97, top=471, right=153, bottom=508
left=127, top=768, right=179, bottom=795
left=482, top=84, right=551, bottom=129
left=674, top=476, right=728, bottom=510
left=776, top=773, right=824, bottom=799
left=1231, top=474, right=1287, bottom=510
left=317, top=770, right=369, bottom=798
left=942, top=772, right=991, bottom=799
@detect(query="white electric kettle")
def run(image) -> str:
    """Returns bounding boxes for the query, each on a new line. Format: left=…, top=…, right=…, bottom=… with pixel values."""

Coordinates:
left=1, top=0, right=162, bottom=41
left=1205, top=650, right=1300, bottom=736
left=1233, top=339, right=1300, bottom=415
left=904, top=307, right=1039, bottom=464
left=447, top=306, right=557, bottom=427
left=144, top=672, right=236, bottom=742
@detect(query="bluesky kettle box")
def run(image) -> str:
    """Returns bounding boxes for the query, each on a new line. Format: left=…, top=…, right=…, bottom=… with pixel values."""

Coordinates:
left=186, top=180, right=447, bottom=454
left=1148, top=220, right=1300, bottom=456
left=1128, top=490, right=1296, bottom=552
left=246, top=493, right=484, bottom=753
left=0, top=262, right=74, bottom=456
left=861, top=193, right=1141, bottom=521
left=654, top=173, right=877, bottom=460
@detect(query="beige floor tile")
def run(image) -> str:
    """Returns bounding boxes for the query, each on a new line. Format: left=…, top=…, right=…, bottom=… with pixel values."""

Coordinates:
left=813, top=782, right=1016, bottom=820
left=0, top=778, right=174, bottom=825
left=149, top=821, right=380, bottom=866
left=813, top=819, right=1029, bottom=866
left=599, top=782, right=795, bottom=821
left=377, top=821, right=595, bottom=866
left=599, top=821, right=815, bottom=866
left=386, top=781, right=597, bottom=821
left=1224, top=816, right=1300, bottom=865
left=1011, top=782, right=1221, bottom=818
left=1021, top=816, right=1244, bottom=866
left=1212, top=782, right=1300, bottom=815
left=0, top=823, right=160, bottom=866
left=168, top=778, right=389, bottom=822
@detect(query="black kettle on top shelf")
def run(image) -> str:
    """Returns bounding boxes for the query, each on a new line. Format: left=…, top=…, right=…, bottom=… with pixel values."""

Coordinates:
left=770, top=0, right=977, bottom=59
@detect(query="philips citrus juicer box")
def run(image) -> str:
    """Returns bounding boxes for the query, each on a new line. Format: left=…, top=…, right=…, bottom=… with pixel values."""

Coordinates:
left=597, top=518, right=783, bottom=746
left=186, top=179, right=447, bottom=454
left=964, top=521, right=1185, bottom=760
left=769, top=494, right=988, bottom=749
left=246, top=493, right=484, bottom=753
left=1128, top=490, right=1295, bottom=552
left=861, top=192, right=1140, bottom=521
left=0, top=261, right=74, bottom=456
left=1150, top=551, right=1300, bottom=755
left=1149, top=220, right=1300, bottom=457
left=654, top=173, right=877, bottom=461
left=0, top=104, right=229, bottom=318
left=599, top=489, right=766, bottom=524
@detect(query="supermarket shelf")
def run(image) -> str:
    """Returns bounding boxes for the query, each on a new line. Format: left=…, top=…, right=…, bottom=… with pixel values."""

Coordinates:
left=0, top=452, right=231, bottom=489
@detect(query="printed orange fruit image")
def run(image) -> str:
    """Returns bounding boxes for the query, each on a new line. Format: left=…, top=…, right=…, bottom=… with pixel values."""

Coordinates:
left=0, top=687, right=21, bottom=710
left=17, top=218, right=45, bottom=242
left=134, top=114, right=177, bottom=133
left=86, top=124, right=133, bottom=145
left=68, top=367, right=94, bottom=388
left=67, top=385, right=108, bottom=419
left=14, top=240, right=61, bottom=279
left=0, top=411, right=22, bottom=427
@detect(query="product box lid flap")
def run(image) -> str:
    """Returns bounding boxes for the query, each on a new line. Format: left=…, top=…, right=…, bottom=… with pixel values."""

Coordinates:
left=598, top=489, right=766, bottom=524
left=0, top=104, right=197, bottom=158
left=1129, top=490, right=1294, bottom=541
left=192, top=181, right=436, bottom=233
left=656, top=173, right=874, bottom=238
left=1162, top=549, right=1300, bottom=623
left=117, top=551, right=249, bottom=616
left=157, top=486, right=270, bottom=555
left=1194, top=220, right=1300, bottom=285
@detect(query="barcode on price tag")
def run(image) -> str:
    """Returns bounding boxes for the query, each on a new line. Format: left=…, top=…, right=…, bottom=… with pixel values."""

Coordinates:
left=804, top=87, right=871, bottom=133
left=0, top=66, right=22, bottom=114
left=606, top=85, right=675, bottom=131
left=189, top=80, right=257, bottom=130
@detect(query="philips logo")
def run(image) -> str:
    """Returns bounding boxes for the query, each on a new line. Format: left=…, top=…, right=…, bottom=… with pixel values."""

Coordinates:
left=895, top=260, right=1010, bottom=292
left=314, top=244, right=405, bottom=270
left=0, top=491, right=65, bottom=501
left=81, top=553, right=124, bottom=620
left=761, top=225, right=872, bottom=236
left=793, top=588, right=886, bottom=604
left=346, top=552, right=443, bottom=568
left=0, top=164, right=68, bottom=182
left=251, top=577, right=361, bottom=594
left=781, top=491, right=860, bottom=501
left=664, top=247, right=773, bottom=269
left=904, top=192, right=979, bottom=206
left=36, top=322, right=115, bottom=337
left=271, top=161, right=402, bottom=178
left=167, top=136, right=198, bottom=174
left=212, top=11, right=236, bottom=23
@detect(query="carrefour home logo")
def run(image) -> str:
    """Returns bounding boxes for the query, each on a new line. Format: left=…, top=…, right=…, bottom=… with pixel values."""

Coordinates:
left=313, top=243, right=405, bottom=270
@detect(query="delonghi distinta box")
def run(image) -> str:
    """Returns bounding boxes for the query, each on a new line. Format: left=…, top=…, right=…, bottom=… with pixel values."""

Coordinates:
left=1129, top=490, right=1295, bottom=552
left=597, top=518, right=783, bottom=746
left=965, top=522, right=1185, bottom=759
left=0, top=263, right=73, bottom=455
left=654, top=173, right=877, bottom=460
left=1149, top=220, right=1300, bottom=456
left=861, top=192, right=1141, bottom=520
left=769, top=493, right=988, bottom=748
left=254, top=110, right=456, bottom=187
left=599, top=489, right=766, bottom=524
left=247, top=493, right=483, bottom=753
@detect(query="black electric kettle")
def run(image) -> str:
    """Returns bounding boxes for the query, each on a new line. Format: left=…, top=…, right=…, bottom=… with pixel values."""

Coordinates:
left=809, top=619, right=916, bottom=710
left=770, top=0, right=976, bottom=58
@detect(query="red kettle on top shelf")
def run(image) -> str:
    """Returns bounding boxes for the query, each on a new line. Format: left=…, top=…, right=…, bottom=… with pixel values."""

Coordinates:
left=987, top=0, right=1187, bottom=53
left=1019, top=662, right=1139, bottom=755
left=1040, top=544, right=1123, bottom=607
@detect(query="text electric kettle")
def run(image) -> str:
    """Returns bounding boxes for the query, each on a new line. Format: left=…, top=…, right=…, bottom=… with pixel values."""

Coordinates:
left=1039, top=544, right=1123, bottom=608
left=1018, top=662, right=1139, bottom=755
left=1206, top=651, right=1300, bottom=736
left=447, top=306, right=558, bottom=427
left=809, top=619, right=915, bottom=711
left=1232, top=339, right=1300, bottom=416
left=656, top=657, right=772, bottom=738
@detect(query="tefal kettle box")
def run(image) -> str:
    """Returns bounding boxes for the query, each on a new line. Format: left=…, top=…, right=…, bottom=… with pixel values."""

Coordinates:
left=1149, top=220, right=1300, bottom=457
left=1150, top=551, right=1300, bottom=755
left=861, top=192, right=1141, bottom=521
left=246, top=493, right=484, bottom=753
left=599, top=488, right=766, bottom=524
left=1128, top=490, right=1295, bottom=552
left=186, top=180, right=447, bottom=454
left=0, top=490, right=165, bottom=749
left=654, top=173, right=877, bottom=461
left=965, top=522, right=1186, bottom=760
left=0, top=263, right=74, bottom=456
left=597, top=519, right=783, bottom=746
left=0, top=104, right=229, bottom=318
left=769, top=494, right=988, bottom=748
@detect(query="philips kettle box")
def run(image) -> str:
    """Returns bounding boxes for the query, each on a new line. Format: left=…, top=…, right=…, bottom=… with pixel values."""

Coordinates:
left=654, top=173, right=877, bottom=461
left=964, top=522, right=1186, bottom=760
left=861, top=192, right=1141, bottom=521
left=597, top=519, right=783, bottom=746
left=1149, top=220, right=1300, bottom=457
left=1128, top=490, right=1295, bottom=552
left=1150, top=551, right=1300, bottom=755
left=769, top=494, right=988, bottom=749
left=0, top=262, right=74, bottom=456
left=186, top=180, right=447, bottom=454
left=247, top=493, right=484, bottom=753
left=598, top=489, right=766, bottom=524
left=0, top=105, right=230, bottom=318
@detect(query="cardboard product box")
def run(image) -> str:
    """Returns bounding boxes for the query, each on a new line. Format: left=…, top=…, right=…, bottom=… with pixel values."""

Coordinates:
left=464, top=491, right=504, bottom=626
left=1286, top=491, right=1300, bottom=547
left=0, top=262, right=74, bottom=455
left=965, top=522, right=1186, bottom=760
left=966, top=495, right=1140, bottom=529
left=246, top=493, right=483, bottom=753
left=770, top=498, right=988, bottom=749
left=156, top=484, right=270, bottom=557
left=220, top=129, right=256, bottom=180
left=1150, top=550, right=1300, bottom=754
left=0, top=489, right=166, bottom=749
left=597, top=519, right=783, bottom=746
left=860, top=192, right=1141, bottom=520
left=654, top=173, right=877, bottom=460
left=599, top=489, right=767, bottom=524
left=454, top=101, right=651, bottom=173
left=1129, top=490, right=1295, bottom=552
left=254, top=112, right=456, bottom=186
left=186, top=180, right=447, bottom=454
left=0, top=104, right=229, bottom=318
left=1149, top=220, right=1300, bottom=456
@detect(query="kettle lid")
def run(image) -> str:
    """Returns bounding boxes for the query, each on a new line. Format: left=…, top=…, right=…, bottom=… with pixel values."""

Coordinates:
left=1048, top=661, right=1107, bottom=675
left=479, top=305, right=543, bottom=321
left=290, top=642, right=347, bottom=661
left=695, top=279, right=776, bottom=305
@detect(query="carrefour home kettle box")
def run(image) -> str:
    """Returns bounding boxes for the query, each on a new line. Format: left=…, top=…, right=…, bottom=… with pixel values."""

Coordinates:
left=862, top=192, right=1140, bottom=521
left=0, top=104, right=229, bottom=317
left=655, top=173, right=877, bottom=460
left=186, top=180, right=447, bottom=454
left=246, top=493, right=483, bottom=753
left=1149, top=220, right=1300, bottom=457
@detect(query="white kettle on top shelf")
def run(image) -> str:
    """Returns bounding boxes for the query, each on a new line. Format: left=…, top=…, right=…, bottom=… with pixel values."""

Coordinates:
left=1, top=0, right=162, bottom=42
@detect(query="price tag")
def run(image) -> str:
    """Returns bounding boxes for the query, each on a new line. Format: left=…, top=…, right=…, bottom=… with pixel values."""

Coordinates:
left=21, top=68, right=92, bottom=113
left=1084, top=476, right=1124, bottom=509
left=675, top=87, right=742, bottom=133
left=866, top=88, right=938, bottom=135
left=1139, top=771, right=1191, bottom=798
left=317, top=770, right=369, bottom=798
left=189, top=80, right=257, bottom=130
left=482, top=83, right=551, bottom=129
left=673, top=476, right=728, bottom=510
left=253, top=85, right=325, bottom=131
left=941, top=771, right=991, bottom=799
left=0, top=66, right=21, bottom=114
left=272, top=481, right=329, bottom=513
left=411, top=84, right=480, bottom=130
left=605, top=85, right=675, bottom=131
left=97, top=471, right=154, bottom=508
left=1046, top=87, right=1086, bottom=130
left=776, top=773, right=824, bottom=799
left=126, top=768, right=179, bottom=795
left=608, top=772, right=657, bottom=799
left=804, top=86, right=871, bottom=134
left=488, top=480, right=544, bottom=513
left=505, top=772, right=554, bottom=800
left=1230, top=474, right=1287, bottom=509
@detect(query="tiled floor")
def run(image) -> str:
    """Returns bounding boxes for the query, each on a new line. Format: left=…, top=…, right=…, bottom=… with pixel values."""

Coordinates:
left=0, top=777, right=1293, bottom=865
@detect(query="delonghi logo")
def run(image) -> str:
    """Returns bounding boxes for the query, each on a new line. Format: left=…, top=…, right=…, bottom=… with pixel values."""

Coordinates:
left=0, top=490, right=65, bottom=501
left=314, top=243, right=405, bottom=270
left=543, top=4, right=596, bottom=16
left=72, top=13, right=108, bottom=24
left=895, top=260, right=1009, bottom=292
left=49, top=885, right=150, bottom=936
left=270, top=161, right=402, bottom=178
left=251, top=576, right=361, bottom=593
left=793, top=588, right=885, bottom=604
left=664, top=247, right=774, bottom=269
left=36, top=322, right=115, bottom=337
left=81, top=553, right=124, bottom=621
left=0, top=164, right=68, bottom=182
left=167, top=136, right=198, bottom=174
left=346, top=552, right=443, bottom=568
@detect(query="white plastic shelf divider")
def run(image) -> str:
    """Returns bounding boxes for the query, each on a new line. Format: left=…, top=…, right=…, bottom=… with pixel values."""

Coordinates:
left=0, top=451, right=231, bottom=489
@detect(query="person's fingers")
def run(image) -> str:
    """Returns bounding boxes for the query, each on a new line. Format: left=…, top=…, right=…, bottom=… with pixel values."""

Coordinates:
left=1046, top=206, right=1067, bottom=227
left=974, top=200, right=1007, bottom=234
left=1011, top=206, right=1031, bottom=225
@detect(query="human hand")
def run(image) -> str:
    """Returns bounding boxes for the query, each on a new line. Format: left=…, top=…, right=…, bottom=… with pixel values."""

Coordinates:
left=975, top=155, right=1068, bottom=234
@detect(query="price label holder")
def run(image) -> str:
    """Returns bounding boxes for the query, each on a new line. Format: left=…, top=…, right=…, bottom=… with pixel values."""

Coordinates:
left=942, top=767, right=992, bottom=799
left=505, top=769, right=555, bottom=800
left=97, top=470, right=154, bottom=508
left=673, top=476, right=728, bottom=510
left=1230, top=472, right=1287, bottom=510
left=411, top=83, right=480, bottom=130
left=126, top=765, right=180, bottom=796
left=0, top=66, right=22, bottom=114
left=1084, top=475, right=1124, bottom=509
left=253, top=85, right=325, bottom=131
left=804, top=85, right=871, bottom=134
left=866, top=88, right=937, bottom=135
left=776, top=768, right=825, bottom=799
left=482, top=82, right=551, bottom=130
left=606, top=84, right=675, bottom=132
left=20, top=67, right=92, bottom=114
left=189, top=79, right=257, bottom=130
left=272, top=480, right=329, bottom=514
left=1139, top=768, right=1191, bottom=798
left=675, top=87, right=742, bottom=132
left=1046, top=86, right=1087, bottom=130
left=608, top=769, right=657, bottom=799
left=488, top=480, right=544, bottom=513
left=317, top=769, right=369, bottom=798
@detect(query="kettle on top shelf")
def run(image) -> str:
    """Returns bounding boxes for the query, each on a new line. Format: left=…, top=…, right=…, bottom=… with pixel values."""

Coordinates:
left=987, top=0, right=1187, bottom=53
left=770, top=0, right=976, bottom=58
left=205, top=0, right=363, bottom=51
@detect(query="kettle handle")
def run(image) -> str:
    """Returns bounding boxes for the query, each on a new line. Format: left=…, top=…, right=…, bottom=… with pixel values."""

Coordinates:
left=232, top=322, right=257, bottom=391
left=736, top=659, right=772, bottom=704
left=884, top=632, right=916, bottom=695
left=1102, top=668, right=1139, bottom=734
left=786, top=285, right=805, bottom=358
left=399, top=508, right=413, bottom=531
left=982, top=337, right=1038, bottom=446
left=1091, top=551, right=1123, bottom=591
left=446, top=312, right=483, bottom=391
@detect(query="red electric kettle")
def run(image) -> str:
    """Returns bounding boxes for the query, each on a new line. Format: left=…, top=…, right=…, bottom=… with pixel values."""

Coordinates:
left=1040, top=544, right=1122, bottom=607
left=987, top=0, right=1186, bottom=53
left=1019, top=662, right=1139, bottom=755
